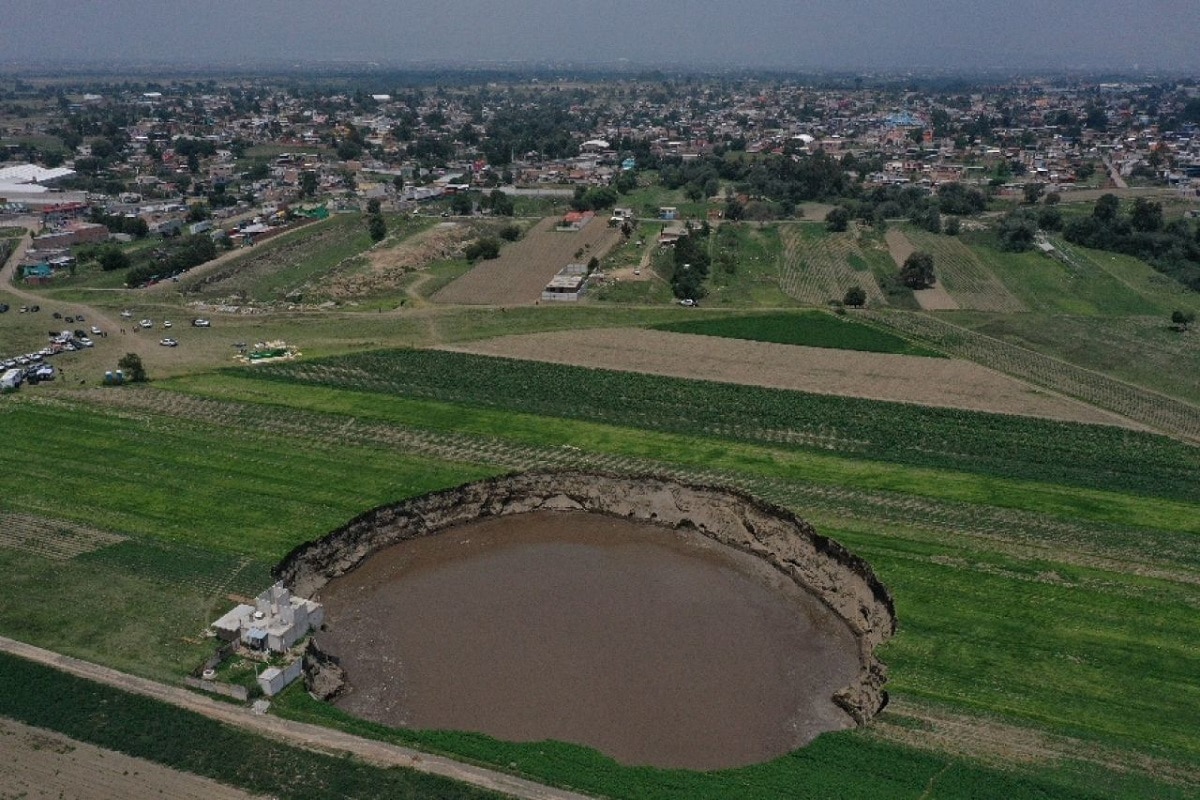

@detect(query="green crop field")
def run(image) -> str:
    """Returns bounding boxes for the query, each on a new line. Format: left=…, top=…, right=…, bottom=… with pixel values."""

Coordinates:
left=652, top=309, right=943, bottom=356
left=1, top=200, right=1199, bottom=799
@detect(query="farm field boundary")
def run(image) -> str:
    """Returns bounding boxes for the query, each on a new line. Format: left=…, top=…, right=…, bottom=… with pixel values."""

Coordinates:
left=0, top=716, right=259, bottom=800
left=433, top=216, right=620, bottom=305
left=107, top=386, right=1200, bottom=568
left=441, top=327, right=1136, bottom=428
left=240, top=348, right=1200, bottom=502
left=778, top=225, right=886, bottom=306
left=862, top=310, right=1200, bottom=442
left=651, top=310, right=942, bottom=356
left=904, top=229, right=1026, bottom=312
left=0, top=641, right=570, bottom=800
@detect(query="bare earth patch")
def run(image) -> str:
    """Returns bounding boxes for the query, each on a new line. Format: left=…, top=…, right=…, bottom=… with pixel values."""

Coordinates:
left=443, top=328, right=1143, bottom=428
left=0, top=717, right=260, bottom=800
left=312, top=220, right=484, bottom=300
left=434, top=216, right=621, bottom=305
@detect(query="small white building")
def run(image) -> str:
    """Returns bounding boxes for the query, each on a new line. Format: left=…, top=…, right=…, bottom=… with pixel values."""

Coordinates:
left=210, top=583, right=324, bottom=653
left=542, top=263, right=589, bottom=302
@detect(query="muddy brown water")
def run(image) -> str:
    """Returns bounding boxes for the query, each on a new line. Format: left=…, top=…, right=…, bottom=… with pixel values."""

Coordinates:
left=316, top=511, right=861, bottom=771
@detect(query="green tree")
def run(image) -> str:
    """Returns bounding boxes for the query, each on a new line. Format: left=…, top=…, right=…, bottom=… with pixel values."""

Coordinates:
left=1023, top=182, right=1045, bottom=205
left=366, top=198, right=381, bottom=215
left=1093, top=193, right=1120, bottom=222
left=1130, top=198, right=1164, bottom=233
left=1172, top=309, right=1196, bottom=330
left=843, top=286, right=867, bottom=307
left=97, top=246, right=130, bottom=272
left=366, top=213, right=387, bottom=242
left=997, top=210, right=1038, bottom=252
left=116, top=353, right=147, bottom=383
left=825, top=206, right=851, bottom=232
left=899, top=251, right=935, bottom=289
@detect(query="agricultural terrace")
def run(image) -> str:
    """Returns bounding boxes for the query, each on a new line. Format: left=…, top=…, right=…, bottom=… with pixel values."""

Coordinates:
left=778, top=223, right=887, bottom=306
left=433, top=216, right=621, bottom=305
left=903, top=229, right=1026, bottom=312
left=445, top=328, right=1135, bottom=426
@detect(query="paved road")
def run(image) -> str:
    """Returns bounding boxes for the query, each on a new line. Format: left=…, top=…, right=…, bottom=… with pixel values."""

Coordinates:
left=0, top=636, right=600, bottom=800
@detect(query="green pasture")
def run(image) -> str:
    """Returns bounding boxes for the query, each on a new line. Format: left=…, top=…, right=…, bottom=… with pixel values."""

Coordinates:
left=652, top=309, right=942, bottom=356
left=704, top=223, right=799, bottom=306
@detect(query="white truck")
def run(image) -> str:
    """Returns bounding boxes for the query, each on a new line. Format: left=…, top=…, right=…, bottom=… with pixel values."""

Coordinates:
left=1, top=368, right=24, bottom=391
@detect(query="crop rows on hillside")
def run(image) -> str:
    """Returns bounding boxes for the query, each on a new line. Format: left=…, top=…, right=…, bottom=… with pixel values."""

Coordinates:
left=863, top=310, right=1200, bottom=442
left=904, top=230, right=1027, bottom=312
left=779, top=227, right=885, bottom=306
left=246, top=350, right=1200, bottom=502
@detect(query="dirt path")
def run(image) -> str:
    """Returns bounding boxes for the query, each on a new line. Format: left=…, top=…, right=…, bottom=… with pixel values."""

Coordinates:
left=0, top=636, right=599, bottom=800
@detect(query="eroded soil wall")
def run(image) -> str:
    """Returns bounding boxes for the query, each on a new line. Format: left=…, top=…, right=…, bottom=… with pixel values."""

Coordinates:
left=276, top=472, right=896, bottom=723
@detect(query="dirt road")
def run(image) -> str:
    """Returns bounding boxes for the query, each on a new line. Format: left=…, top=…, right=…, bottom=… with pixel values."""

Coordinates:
left=0, top=636, right=599, bottom=800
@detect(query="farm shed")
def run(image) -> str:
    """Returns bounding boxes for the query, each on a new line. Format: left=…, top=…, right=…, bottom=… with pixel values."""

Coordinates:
left=542, top=263, right=589, bottom=302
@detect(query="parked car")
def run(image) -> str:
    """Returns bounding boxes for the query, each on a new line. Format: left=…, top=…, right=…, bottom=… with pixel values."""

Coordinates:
left=140, top=319, right=153, bottom=328
left=192, top=318, right=211, bottom=327
left=78, top=337, right=94, bottom=347
left=90, top=326, right=102, bottom=335
left=159, top=337, right=178, bottom=347
left=162, top=320, right=172, bottom=328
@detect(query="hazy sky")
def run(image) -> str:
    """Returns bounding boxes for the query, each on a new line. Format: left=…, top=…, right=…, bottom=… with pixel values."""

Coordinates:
left=4, top=0, right=1199, bottom=72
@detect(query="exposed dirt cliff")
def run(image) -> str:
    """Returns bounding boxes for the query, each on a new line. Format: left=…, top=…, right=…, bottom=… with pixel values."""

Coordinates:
left=276, top=471, right=896, bottom=725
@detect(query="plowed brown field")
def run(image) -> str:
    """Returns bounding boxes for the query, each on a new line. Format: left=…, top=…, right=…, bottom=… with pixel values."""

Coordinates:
left=433, top=217, right=621, bottom=305
left=443, top=328, right=1142, bottom=428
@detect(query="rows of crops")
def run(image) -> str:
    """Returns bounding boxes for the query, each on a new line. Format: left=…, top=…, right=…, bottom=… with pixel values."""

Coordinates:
left=904, top=230, right=1027, bottom=312
left=652, top=310, right=942, bottom=356
left=100, top=386, right=1200, bottom=578
left=863, top=309, right=1200, bottom=442
left=0, top=512, right=126, bottom=560
left=778, top=226, right=886, bottom=306
left=247, top=349, right=1200, bottom=502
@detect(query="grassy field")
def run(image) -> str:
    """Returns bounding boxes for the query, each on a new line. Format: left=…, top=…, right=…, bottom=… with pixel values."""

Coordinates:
left=2, top=195, right=1199, bottom=798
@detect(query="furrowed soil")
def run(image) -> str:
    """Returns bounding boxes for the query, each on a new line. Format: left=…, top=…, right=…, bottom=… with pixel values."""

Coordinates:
left=0, top=716, right=260, bottom=800
left=433, top=217, right=621, bottom=305
left=885, top=229, right=959, bottom=310
left=442, top=327, right=1142, bottom=428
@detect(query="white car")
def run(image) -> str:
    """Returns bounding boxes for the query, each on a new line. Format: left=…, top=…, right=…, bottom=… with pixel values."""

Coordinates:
left=163, top=320, right=172, bottom=328
left=120, top=310, right=133, bottom=318
left=78, top=337, right=94, bottom=347
left=192, top=318, right=211, bottom=328
left=140, top=319, right=153, bottom=328
left=90, top=326, right=102, bottom=335
left=159, top=337, right=178, bottom=347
